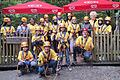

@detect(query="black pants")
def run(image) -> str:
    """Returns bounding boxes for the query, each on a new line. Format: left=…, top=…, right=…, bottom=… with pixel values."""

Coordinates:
left=73, top=46, right=86, bottom=62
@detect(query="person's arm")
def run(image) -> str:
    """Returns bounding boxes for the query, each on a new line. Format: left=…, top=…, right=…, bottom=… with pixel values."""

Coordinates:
left=76, top=24, right=80, bottom=33
left=16, top=26, right=20, bottom=33
left=32, top=36, right=36, bottom=42
left=107, top=25, right=112, bottom=33
left=0, top=27, right=4, bottom=34
left=67, top=25, right=71, bottom=32
left=51, top=49, right=58, bottom=61
left=18, top=51, right=25, bottom=62
left=38, top=53, right=44, bottom=66
left=55, top=33, right=59, bottom=41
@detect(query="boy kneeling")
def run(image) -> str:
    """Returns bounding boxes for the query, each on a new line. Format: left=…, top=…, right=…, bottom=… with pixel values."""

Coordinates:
left=17, top=42, right=37, bottom=77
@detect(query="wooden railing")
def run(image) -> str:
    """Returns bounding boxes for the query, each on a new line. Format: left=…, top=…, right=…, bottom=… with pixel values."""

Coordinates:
left=92, top=31, right=120, bottom=62
left=0, top=33, right=32, bottom=65
left=0, top=31, right=120, bottom=65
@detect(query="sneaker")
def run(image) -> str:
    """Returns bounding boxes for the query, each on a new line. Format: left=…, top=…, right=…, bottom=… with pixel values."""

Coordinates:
left=56, top=66, right=62, bottom=72
left=68, top=66, right=72, bottom=71
left=39, top=74, right=42, bottom=78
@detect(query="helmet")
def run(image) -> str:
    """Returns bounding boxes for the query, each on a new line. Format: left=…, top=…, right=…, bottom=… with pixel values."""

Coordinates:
left=40, top=18, right=44, bottom=22
left=68, top=13, right=72, bottom=16
left=57, top=12, right=62, bottom=16
left=44, top=14, right=49, bottom=18
left=52, top=16, right=57, bottom=20
left=21, top=17, right=27, bottom=22
left=44, top=41, right=51, bottom=47
left=98, top=17, right=103, bottom=20
left=35, top=27, right=41, bottom=31
left=84, top=16, right=89, bottom=21
left=72, top=16, right=76, bottom=20
left=105, top=16, right=111, bottom=21
left=90, top=11, right=97, bottom=17
left=21, top=42, right=28, bottom=47
left=3, top=17, right=11, bottom=22
left=82, top=28, right=88, bottom=32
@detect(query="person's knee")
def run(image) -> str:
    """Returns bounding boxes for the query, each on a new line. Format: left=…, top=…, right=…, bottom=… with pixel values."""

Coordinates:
left=49, top=60, right=57, bottom=67
left=18, top=62, right=24, bottom=66
left=50, top=60, right=57, bottom=65
left=30, top=61, right=37, bottom=67
left=38, top=67, right=44, bottom=73
left=83, top=51, right=92, bottom=60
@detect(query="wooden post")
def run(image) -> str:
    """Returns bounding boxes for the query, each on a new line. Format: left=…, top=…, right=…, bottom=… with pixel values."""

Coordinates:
left=96, top=34, right=99, bottom=61
left=0, top=33, right=2, bottom=64
left=6, top=42, right=9, bottom=64
left=3, top=39, right=5, bottom=64
left=110, top=32, right=113, bottom=61
left=113, top=31, right=116, bottom=61
left=117, top=31, right=119, bottom=61
left=103, top=33, right=106, bottom=61
left=10, top=44, right=12, bottom=63
left=107, top=33, right=110, bottom=61
left=100, top=33, right=103, bottom=61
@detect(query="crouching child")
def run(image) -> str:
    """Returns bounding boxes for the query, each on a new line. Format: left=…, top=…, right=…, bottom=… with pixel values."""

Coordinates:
left=17, top=42, right=37, bottom=77
left=38, top=41, right=58, bottom=78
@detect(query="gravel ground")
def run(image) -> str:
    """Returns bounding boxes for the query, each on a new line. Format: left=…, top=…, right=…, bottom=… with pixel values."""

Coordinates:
left=0, top=66, right=120, bottom=80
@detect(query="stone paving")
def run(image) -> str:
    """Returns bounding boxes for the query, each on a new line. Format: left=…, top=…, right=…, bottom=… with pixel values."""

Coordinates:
left=0, top=66, right=120, bottom=80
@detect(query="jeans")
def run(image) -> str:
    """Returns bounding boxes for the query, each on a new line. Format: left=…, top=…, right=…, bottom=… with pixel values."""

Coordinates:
left=18, top=61, right=37, bottom=69
left=59, top=48, right=70, bottom=65
left=38, top=60, right=57, bottom=74
left=83, top=51, right=92, bottom=60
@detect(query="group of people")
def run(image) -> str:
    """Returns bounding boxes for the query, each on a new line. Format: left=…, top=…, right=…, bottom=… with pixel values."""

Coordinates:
left=0, top=11, right=113, bottom=78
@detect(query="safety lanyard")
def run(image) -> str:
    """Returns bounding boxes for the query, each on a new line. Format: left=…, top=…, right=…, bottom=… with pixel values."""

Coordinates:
left=81, top=37, right=88, bottom=48
left=4, top=26, right=12, bottom=33
left=53, top=24, right=58, bottom=30
left=21, top=25, right=27, bottom=32
left=98, top=25, right=104, bottom=34
left=92, top=19, right=97, bottom=28
left=101, top=25, right=109, bottom=33
left=72, top=24, right=77, bottom=30
left=60, top=32, right=66, bottom=38
left=22, top=51, right=28, bottom=60
left=58, top=19, right=62, bottom=24
left=42, top=51, right=50, bottom=62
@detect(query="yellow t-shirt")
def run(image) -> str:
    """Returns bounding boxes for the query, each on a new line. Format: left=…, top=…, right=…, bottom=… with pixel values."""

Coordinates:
left=101, top=25, right=112, bottom=34
left=57, top=19, right=65, bottom=25
left=51, top=24, right=59, bottom=32
left=89, top=19, right=98, bottom=33
left=67, top=24, right=80, bottom=33
left=18, top=51, right=33, bottom=61
left=75, top=36, right=94, bottom=51
left=32, top=35, right=44, bottom=42
left=38, top=49, right=58, bottom=66
left=27, top=23, right=38, bottom=35
left=0, top=26, right=15, bottom=36
left=65, top=20, right=72, bottom=28
left=56, top=32, right=69, bottom=49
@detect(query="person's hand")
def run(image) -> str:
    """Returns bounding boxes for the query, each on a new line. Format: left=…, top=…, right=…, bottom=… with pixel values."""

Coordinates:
left=22, top=30, right=26, bottom=33
left=21, top=60, right=25, bottom=63
left=79, top=45, right=84, bottom=49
